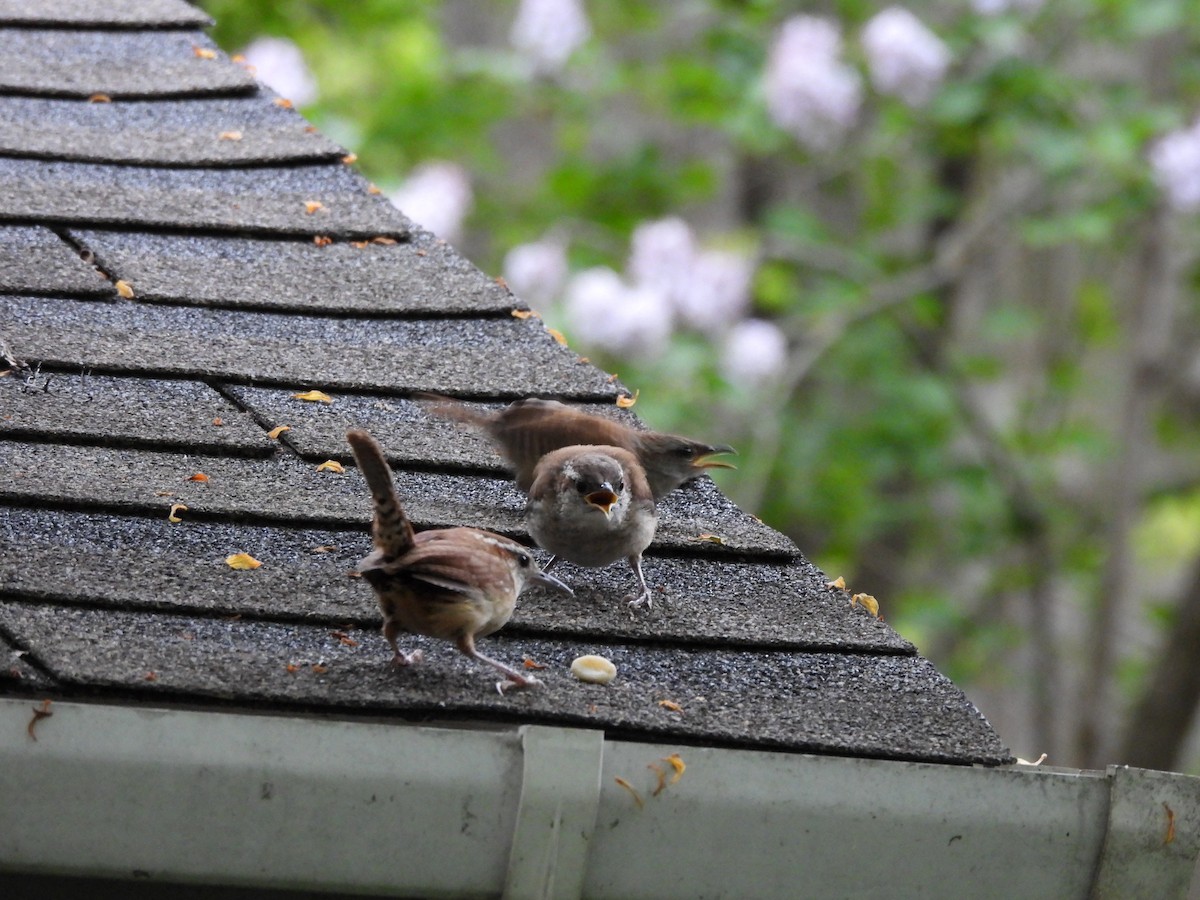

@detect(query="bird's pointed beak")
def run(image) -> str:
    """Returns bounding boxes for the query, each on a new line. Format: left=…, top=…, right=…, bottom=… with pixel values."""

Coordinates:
left=530, top=568, right=574, bottom=596
left=693, top=445, right=737, bottom=471
left=584, top=488, right=619, bottom=516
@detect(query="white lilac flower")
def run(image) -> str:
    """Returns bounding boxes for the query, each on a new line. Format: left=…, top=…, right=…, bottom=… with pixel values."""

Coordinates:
left=240, top=36, right=318, bottom=106
left=720, top=319, right=788, bottom=387
left=675, top=250, right=754, bottom=336
left=1150, top=123, right=1200, bottom=211
left=972, top=0, right=1045, bottom=15
left=510, top=0, right=591, bottom=75
left=861, top=8, right=951, bottom=108
left=389, top=162, right=473, bottom=243
left=503, top=239, right=568, bottom=307
left=627, top=217, right=696, bottom=308
left=564, top=267, right=673, bottom=358
left=763, top=16, right=862, bottom=150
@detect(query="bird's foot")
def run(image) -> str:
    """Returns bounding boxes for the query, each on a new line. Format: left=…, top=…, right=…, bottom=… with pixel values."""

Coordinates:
left=625, top=590, right=653, bottom=611
left=496, top=673, right=541, bottom=695
left=390, top=648, right=424, bottom=668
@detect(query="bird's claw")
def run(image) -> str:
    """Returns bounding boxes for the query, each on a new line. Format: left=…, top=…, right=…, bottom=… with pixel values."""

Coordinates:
left=625, top=591, right=653, bottom=611
left=391, top=648, right=424, bottom=668
left=496, top=673, right=541, bottom=695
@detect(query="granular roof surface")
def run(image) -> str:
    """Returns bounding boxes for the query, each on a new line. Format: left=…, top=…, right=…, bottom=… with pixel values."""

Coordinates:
left=0, top=0, right=1011, bottom=766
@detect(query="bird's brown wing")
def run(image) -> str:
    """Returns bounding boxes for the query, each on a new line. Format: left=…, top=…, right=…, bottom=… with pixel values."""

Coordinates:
left=490, top=402, right=635, bottom=490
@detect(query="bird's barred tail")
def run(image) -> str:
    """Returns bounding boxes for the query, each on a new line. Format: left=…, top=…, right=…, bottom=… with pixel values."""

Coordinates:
left=346, top=429, right=415, bottom=558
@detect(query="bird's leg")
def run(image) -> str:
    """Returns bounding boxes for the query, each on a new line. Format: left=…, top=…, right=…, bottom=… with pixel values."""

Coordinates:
left=624, top=554, right=654, bottom=610
left=384, top=621, right=423, bottom=667
left=457, top=634, right=540, bottom=693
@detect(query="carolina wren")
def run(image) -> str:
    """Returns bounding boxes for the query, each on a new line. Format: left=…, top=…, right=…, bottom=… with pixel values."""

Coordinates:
left=419, top=395, right=735, bottom=500
left=346, top=428, right=572, bottom=692
left=525, top=444, right=659, bottom=608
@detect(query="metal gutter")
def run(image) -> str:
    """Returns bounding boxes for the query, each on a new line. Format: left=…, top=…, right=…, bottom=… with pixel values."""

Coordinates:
left=1, top=697, right=1197, bottom=899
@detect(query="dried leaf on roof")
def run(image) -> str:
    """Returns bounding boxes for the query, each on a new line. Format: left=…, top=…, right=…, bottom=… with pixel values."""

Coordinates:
left=225, top=552, right=262, bottom=570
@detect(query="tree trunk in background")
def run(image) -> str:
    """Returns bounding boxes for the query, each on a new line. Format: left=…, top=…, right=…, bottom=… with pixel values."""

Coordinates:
left=1076, top=208, right=1177, bottom=767
left=1119, top=553, right=1200, bottom=770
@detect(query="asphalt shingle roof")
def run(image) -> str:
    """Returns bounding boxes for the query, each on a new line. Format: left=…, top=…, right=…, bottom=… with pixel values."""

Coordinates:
left=0, top=0, right=1012, bottom=765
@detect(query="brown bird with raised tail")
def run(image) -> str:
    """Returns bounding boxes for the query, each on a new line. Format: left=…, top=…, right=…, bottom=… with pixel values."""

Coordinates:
left=347, top=428, right=571, bottom=692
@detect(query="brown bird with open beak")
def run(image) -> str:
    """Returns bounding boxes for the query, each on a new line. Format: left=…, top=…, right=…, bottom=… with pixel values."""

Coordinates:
left=419, top=395, right=735, bottom=501
left=525, top=444, right=659, bottom=609
left=346, top=428, right=572, bottom=692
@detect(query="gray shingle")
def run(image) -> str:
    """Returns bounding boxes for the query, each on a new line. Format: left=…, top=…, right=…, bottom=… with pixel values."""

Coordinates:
left=70, top=229, right=521, bottom=314
left=0, top=30, right=253, bottom=98
left=0, top=441, right=794, bottom=557
left=224, top=390, right=657, bottom=472
left=0, top=507, right=907, bottom=652
left=0, top=158, right=409, bottom=237
left=0, top=0, right=211, bottom=27
left=0, top=600, right=1009, bottom=764
left=0, top=294, right=618, bottom=397
left=0, top=96, right=345, bottom=166
left=0, top=374, right=273, bottom=454
left=0, top=225, right=111, bottom=297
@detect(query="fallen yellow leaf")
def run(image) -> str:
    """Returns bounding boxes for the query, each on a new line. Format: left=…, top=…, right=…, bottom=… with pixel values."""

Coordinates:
left=267, top=425, right=290, bottom=440
left=187, top=473, right=209, bottom=483
left=304, top=200, right=324, bottom=214
left=649, top=763, right=668, bottom=797
left=851, top=593, right=880, bottom=617
left=662, top=753, right=685, bottom=783
left=313, top=235, right=333, bottom=247
left=511, top=309, right=538, bottom=320
left=316, top=460, right=345, bottom=473
left=616, top=390, right=639, bottom=409
left=273, top=97, right=293, bottom=109
left=192, top=46, right=217, bottom=59
left=342, top=153, right=358, bottom=165
left=87, top=93, right=112, bottom=103
left=546, top=328, right=568, bottom=347
left=225, top=552, right=262, bottom=570
left=658, top=699, right=683, bottom=713
left=694, top=533, right=726, bottom=545
left=114, top=279, right=134, bottom=299
left=168, top=503, right=188, bottom=523
left=292, top=390, right=333, bottom=404
left=218, top=130, right=243, bottom=141
left=614, top=776, right=644, bottom=809
left=827, top=576, right=847, bottom=591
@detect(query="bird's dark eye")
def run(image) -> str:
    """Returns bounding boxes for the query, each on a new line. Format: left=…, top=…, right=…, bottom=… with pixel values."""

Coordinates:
left=516, top=552, right=531, bottom=568
left=673, top=446, right=696, bottom=458
left=615, top=479, right=625, bottom=493
left=577, top=482, right=590, bottom=495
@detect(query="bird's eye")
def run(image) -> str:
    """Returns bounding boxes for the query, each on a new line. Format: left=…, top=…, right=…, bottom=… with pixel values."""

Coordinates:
left=615, top=479, right=625, bottom=493
left=576, top=482, right=590, bottom=495
left=516, top=552, right=531, bottom=568
left=674, top=446, right=696, bottom=458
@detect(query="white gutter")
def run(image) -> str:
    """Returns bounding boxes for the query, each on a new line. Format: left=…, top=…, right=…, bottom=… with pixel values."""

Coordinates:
left=1, top=697, right=1197, bottom=899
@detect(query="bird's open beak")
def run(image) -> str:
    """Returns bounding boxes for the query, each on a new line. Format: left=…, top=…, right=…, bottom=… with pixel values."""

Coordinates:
left=531, top=568, right=574, bottom=596
left=693, top=445, right=737, bottom=471
left=584, top=488, right=619, bottom=515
